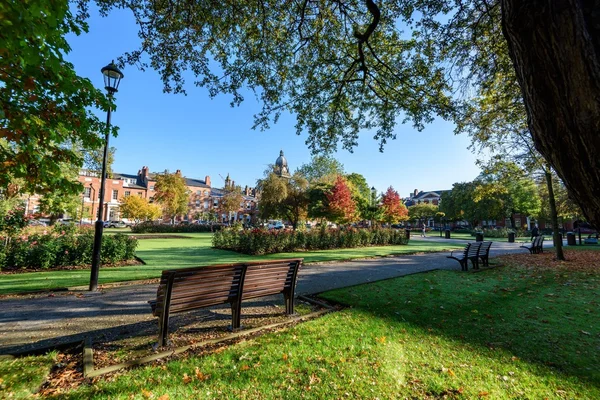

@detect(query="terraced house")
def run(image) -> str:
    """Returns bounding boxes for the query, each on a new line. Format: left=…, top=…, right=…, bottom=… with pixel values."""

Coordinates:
left=25, top=166, right=258, bottom=224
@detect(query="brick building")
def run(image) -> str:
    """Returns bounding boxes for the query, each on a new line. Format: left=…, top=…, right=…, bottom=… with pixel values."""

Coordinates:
left=25, top=166, right=258, bottom=224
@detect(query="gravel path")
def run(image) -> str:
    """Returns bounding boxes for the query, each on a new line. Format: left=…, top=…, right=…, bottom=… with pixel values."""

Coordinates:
left=0, top=239, right=536, bottom=354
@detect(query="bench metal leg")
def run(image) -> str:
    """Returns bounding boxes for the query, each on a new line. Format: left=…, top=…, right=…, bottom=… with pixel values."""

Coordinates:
left=157, top=313, right=170, bottom=347
left=284, top=291, right=295, bottom=315
left=230, top=302, right=242, bottom=330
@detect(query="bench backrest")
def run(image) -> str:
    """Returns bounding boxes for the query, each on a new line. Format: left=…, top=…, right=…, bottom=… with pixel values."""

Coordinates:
left=154, top=263, right=246, bottom=318
left=480, top=241, right=492, bottom=254
left=154, top=259, right=303, bottom=318
left=468, top=242, right=482, bottom=258
left=242, top=259, right=302, bottom=300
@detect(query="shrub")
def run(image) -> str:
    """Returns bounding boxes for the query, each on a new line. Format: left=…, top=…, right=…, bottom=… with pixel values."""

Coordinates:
left=0, top=228, right=138, bottom=271
left=131, top=222, right=223, bottom=233
left=212, top=226, right=409, bottom=255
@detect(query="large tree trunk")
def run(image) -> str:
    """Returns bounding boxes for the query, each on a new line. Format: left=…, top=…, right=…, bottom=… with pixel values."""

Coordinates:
left=501, top=0, right=600, bottom=228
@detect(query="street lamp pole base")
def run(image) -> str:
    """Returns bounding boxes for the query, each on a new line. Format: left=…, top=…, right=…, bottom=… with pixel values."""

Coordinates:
left=89, top=219, right=104, bottom=291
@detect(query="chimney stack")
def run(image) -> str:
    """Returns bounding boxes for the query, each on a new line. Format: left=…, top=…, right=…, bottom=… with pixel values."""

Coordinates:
left=205, top=176, right=211, bottom=187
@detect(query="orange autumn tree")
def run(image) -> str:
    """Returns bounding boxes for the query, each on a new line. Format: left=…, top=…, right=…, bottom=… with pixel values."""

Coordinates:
left=381, top=186, right=408, bottom=224
left=326, top=176, right=357, bottom=224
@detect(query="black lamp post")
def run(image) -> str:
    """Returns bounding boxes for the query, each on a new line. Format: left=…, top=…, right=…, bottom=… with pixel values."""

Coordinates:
left=89, top=184, right=96, bottom=224
left=89, top=61, right=124, bottom=291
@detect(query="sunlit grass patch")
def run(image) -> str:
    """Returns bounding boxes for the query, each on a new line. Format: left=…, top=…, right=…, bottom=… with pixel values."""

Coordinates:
left=0, top=352, right=56, bottom=398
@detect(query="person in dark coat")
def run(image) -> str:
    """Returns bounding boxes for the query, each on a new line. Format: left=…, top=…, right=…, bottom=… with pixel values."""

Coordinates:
left=531, top=225, right=539, bottom=240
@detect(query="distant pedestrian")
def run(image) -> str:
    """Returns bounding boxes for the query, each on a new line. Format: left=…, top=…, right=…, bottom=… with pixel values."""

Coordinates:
left=531, top=225, right=539, bottom=240
left=421, top=223, right=427, bottom=238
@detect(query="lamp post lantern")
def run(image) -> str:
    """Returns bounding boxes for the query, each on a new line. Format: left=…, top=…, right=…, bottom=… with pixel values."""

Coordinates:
left=90, top=61, right=123, bottom=291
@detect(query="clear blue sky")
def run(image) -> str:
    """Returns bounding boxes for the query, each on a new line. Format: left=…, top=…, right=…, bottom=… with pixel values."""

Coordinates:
left=66, top=6, right=481, bottom=198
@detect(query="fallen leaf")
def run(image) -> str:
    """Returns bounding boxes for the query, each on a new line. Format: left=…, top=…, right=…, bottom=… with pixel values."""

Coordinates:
left=141, top=389, right=153, bottom=398
left=195, top=367, right=210, bottom=381
left=282, top=353, right=288, bottom=361
left=478, top=391, right=489, bottom=397
left=241, top=365, right=250, bottom=371
left=158, top=395, right=169, bottom=400
left=182, top=373, right=192, bottom=384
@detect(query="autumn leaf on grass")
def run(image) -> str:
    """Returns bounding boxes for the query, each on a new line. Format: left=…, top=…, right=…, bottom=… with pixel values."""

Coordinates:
left=376, top=336, right=386, bottom=344
left=241, top=364, right=251, bottom=371
left=182, top=373, right=192, bottom=384
left=158, top=395, right=170, bottom=400
left=478, top=391, right=489, bottom=397
left=141, top=389, right=153, bottom=398
left=195, top=367, right=210, bottom=381
left=282, top=354, right=289, bottom=361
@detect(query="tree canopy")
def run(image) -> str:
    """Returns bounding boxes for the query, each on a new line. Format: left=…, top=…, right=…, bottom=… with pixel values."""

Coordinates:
left=296, top=156, right=345, bottom=184
left=1, top=0, right=111, bottom=197
left=119, top=195, right=162, bottom=224
left=153, top=171, right=188, bottom=220
left=256, top=170, right=309, bottom=229
left=380, top=186, right=408, bottom=224
left=326, top=176, right=357, bottom=224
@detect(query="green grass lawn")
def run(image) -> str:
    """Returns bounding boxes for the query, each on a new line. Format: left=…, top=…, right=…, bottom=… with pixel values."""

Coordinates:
left=0, top=353, right=56, bottom=398
left=0, top=233, right=463, bottom=295
left=28, top=263, right=599, bottom=399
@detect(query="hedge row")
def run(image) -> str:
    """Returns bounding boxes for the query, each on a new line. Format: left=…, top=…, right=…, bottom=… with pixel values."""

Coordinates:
left=212, top=227, right=409, bottom=255
left=131, top=222, right=223, bottom=234
left=0, top=226, right=138, bottom=270
left=472, top=228, right=528, bottom=238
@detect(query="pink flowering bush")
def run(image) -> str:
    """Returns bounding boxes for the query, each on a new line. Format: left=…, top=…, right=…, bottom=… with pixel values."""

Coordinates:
left=212, top=226, right=409, bottom=255
left=0, top=225, right=138, bottom=270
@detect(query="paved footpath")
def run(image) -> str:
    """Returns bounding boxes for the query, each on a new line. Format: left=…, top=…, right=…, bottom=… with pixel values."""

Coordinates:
left=0, top=239, right=538, bottom=353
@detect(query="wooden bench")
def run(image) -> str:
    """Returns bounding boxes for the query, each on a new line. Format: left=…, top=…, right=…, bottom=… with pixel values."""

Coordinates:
left=149, top=259, right=302, bottom=347
left=520, top=236, right=544, bottom=254
left=447, top=242, right=482, bottom=271
left=478, top=241, right=493, bottom=267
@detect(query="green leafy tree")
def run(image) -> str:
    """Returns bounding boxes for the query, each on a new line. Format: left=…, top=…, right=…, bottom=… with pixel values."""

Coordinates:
left=408, top=203, right=439, bottom=226
left=1, top=0, right=110, bottom=197
left=326, top=176, right=357, bottom=225
left=345, top=173, right=372, bottom=221
left=257, top=171, right=309, bottom=230
left=219, top=183, right=244, bottom=223
left=84, top=146, right=116, bottom=178
left=440, top=182, right=495, bottom=228
left=475, top=161, right=541, bottom=229
left=38, top=191, right=80, bottom=225
left=307, top=182, right=332, bottom=223
left=153, top=171, right=189, bottom=222
left=120, top=195, right=162, bottom=224
left=380, top=186, right=408, bottom=224
left=296, top=156, right=345, bottom=184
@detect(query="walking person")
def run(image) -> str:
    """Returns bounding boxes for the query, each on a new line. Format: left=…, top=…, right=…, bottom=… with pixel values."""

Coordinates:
left=421, top=223, right=427, bottom=238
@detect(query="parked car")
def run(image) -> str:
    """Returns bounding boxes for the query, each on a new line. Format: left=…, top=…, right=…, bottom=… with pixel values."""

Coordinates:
left=104, top=220, right=128, bottom=228
left=267, top=221, right=284, bottom=230
left=28, top=219, right=47, bottom=227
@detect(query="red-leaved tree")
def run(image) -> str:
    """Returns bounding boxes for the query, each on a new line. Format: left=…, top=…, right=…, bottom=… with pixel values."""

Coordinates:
left=381, top=186, right=408, bottom=224
left=326, top=176, right=357, bottom=224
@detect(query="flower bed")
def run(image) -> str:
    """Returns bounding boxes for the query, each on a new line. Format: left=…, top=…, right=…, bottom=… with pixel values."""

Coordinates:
left=212, top=226, right=409, bottom=255
left=0, top=225, right=138, bottom=271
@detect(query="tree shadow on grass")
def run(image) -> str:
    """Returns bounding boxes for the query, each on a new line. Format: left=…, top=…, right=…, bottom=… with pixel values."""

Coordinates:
left=319, top=267, right=600, bottom=387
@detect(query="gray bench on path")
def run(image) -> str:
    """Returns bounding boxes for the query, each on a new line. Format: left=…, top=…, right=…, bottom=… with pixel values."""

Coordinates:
left=149, top=259, right=302, bottom=347
left=520, top=236, right=544, bottom=254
